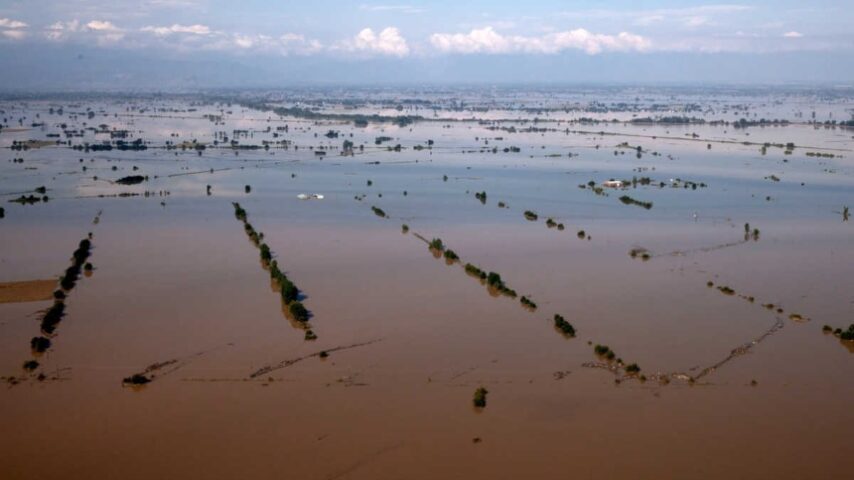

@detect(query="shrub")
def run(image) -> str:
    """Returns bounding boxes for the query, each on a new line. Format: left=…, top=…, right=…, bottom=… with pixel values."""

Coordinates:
left=625, top=363, right=641, bottom=374
left=259, top=244, right=272, bottom=262
left=520, top=296, right=537, bottom=310
left=401, top=224, right=409, bottom=233
left=554, top=314, right=576, bottom=336
left=305, top=330, right=318, bottom=341
left=473, top=387, right=488, bottom=408
left=23, top=360, right=39, bottom=371
left=289, top=301, right=309, bottom=322
left=122, top=374, right=151, bottom=385
left=232, top=202, right=247, bottom=221
left=443, top=249, right=459, bottom=261
left=619, top=195, right=653, bottom=209
left=281, top=280, right=299, bottom=304
left=429, top=238, right=445, bottom=252
left=371, top=206, right=386, bottom=218
left=523, top=210, right=538, bottom=221
left=465, top=263, right=487, bottom=280
left=30, top=336, right=51, bottom=353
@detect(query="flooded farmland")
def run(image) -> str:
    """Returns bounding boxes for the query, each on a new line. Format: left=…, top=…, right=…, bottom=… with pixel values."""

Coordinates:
left=1, top=87, right=852, bottom=479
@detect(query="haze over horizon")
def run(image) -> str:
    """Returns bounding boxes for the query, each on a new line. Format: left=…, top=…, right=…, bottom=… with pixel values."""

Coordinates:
left=0, top=1, right=851, bottom=89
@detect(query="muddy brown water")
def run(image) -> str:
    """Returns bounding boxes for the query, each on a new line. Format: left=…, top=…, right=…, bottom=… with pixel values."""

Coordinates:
left=0, top=94, right=852, bottom=479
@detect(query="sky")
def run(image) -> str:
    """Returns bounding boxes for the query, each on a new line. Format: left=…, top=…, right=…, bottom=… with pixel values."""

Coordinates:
left=0, top=1, right=851, bottom=89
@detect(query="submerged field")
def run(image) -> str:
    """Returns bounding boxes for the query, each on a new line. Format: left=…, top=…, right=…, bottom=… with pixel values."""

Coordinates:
left=0, top=87, right=852, bottom=479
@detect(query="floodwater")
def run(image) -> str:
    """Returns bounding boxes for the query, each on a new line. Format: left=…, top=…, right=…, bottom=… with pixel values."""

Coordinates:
left=0, top=87, right=852, bottom=479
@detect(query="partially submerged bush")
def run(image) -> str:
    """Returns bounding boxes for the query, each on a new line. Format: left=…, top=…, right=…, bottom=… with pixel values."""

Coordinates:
left=371, top=206, right=386, bottom=218
left=594, top=344, right=616, bottom=360
left=554, top=314, right=576, bottom=337
left=625, top=363, right=641, bottom=374
left=465, top=263, right=487, bottom=280
left=259, top=243, right=272, bottom=262
left=473, top=387, right=488, bottom=408
left=520, top=296, right=537, bottom=310
left=443, top=249, right=459, bottom=262
left=122, top=374, right=151, bottom=385
left=429, top=238, right=445, bottom=252
left=30, top=336, right=51, bottom=353
left=289, top=301, right=310, bottom=322
left=523, top=210, right=538, bottom=221
left=619, top=195, right=653, bottom=210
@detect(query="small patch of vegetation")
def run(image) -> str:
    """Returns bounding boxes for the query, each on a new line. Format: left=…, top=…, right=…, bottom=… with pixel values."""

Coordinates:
left=443, top=249, right=459, bottom=262
left=828, top=323, right=854, bottom=341
left=288, top=301, right=310, bottom=322
left=429, top=238, right=445, bottom=252
left=625, top=363, right=641, bottom=374
left=122, top=374, right=151, bottom=385
left=486, top=271, right=517, bottom=297
left=619, top=195, right=653, bottom=209
left=553, top=314, right=576, bottom=337
left=23, top=360, right=39, bottom=371
left=30, top=336, right=51, bottom=353
left=115, top=175, right=146, bottom=185
left=474, top=191, right=487, bottom=204
left=523, top=210, right=538, bottom=221
left=473, top=387, right=488, bottom=408
left=371, top=206, right=386, bottom=218
left=717, top=285, right=735, bottom=295
left=594, top=344, right=616, bottom=361
left=520, top=296, right=537, bottom=310
left=465, top=263, right=487, bottom=280
left=401, top=224, right=409, bottom=233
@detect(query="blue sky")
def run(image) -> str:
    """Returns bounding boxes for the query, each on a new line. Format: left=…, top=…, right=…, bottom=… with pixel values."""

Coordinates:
left=0, top=1, right=851, bottom=87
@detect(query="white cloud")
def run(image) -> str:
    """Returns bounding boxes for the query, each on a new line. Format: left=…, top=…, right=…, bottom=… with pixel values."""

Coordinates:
left=141, top=24, right=211, bottom=36
left=233, top=33, right=261, bottom=49
left=280, top=33, right=323, bottom=55
left=45, top=20, right=80, bottom=40
left=430, top=27, right=650, bottom=55
left=0, top=18, right=27, bottom=29
left=86, top=20, right=120, bottom=32
left=343, top=27, right=409, bottom=56
left=684, top=16, right=709, bottom=27
left=2, top=29, right=27, bottom=40
left=359, top=4, right=426, bottom=14
left=783, top=31, right=803, bottom=38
